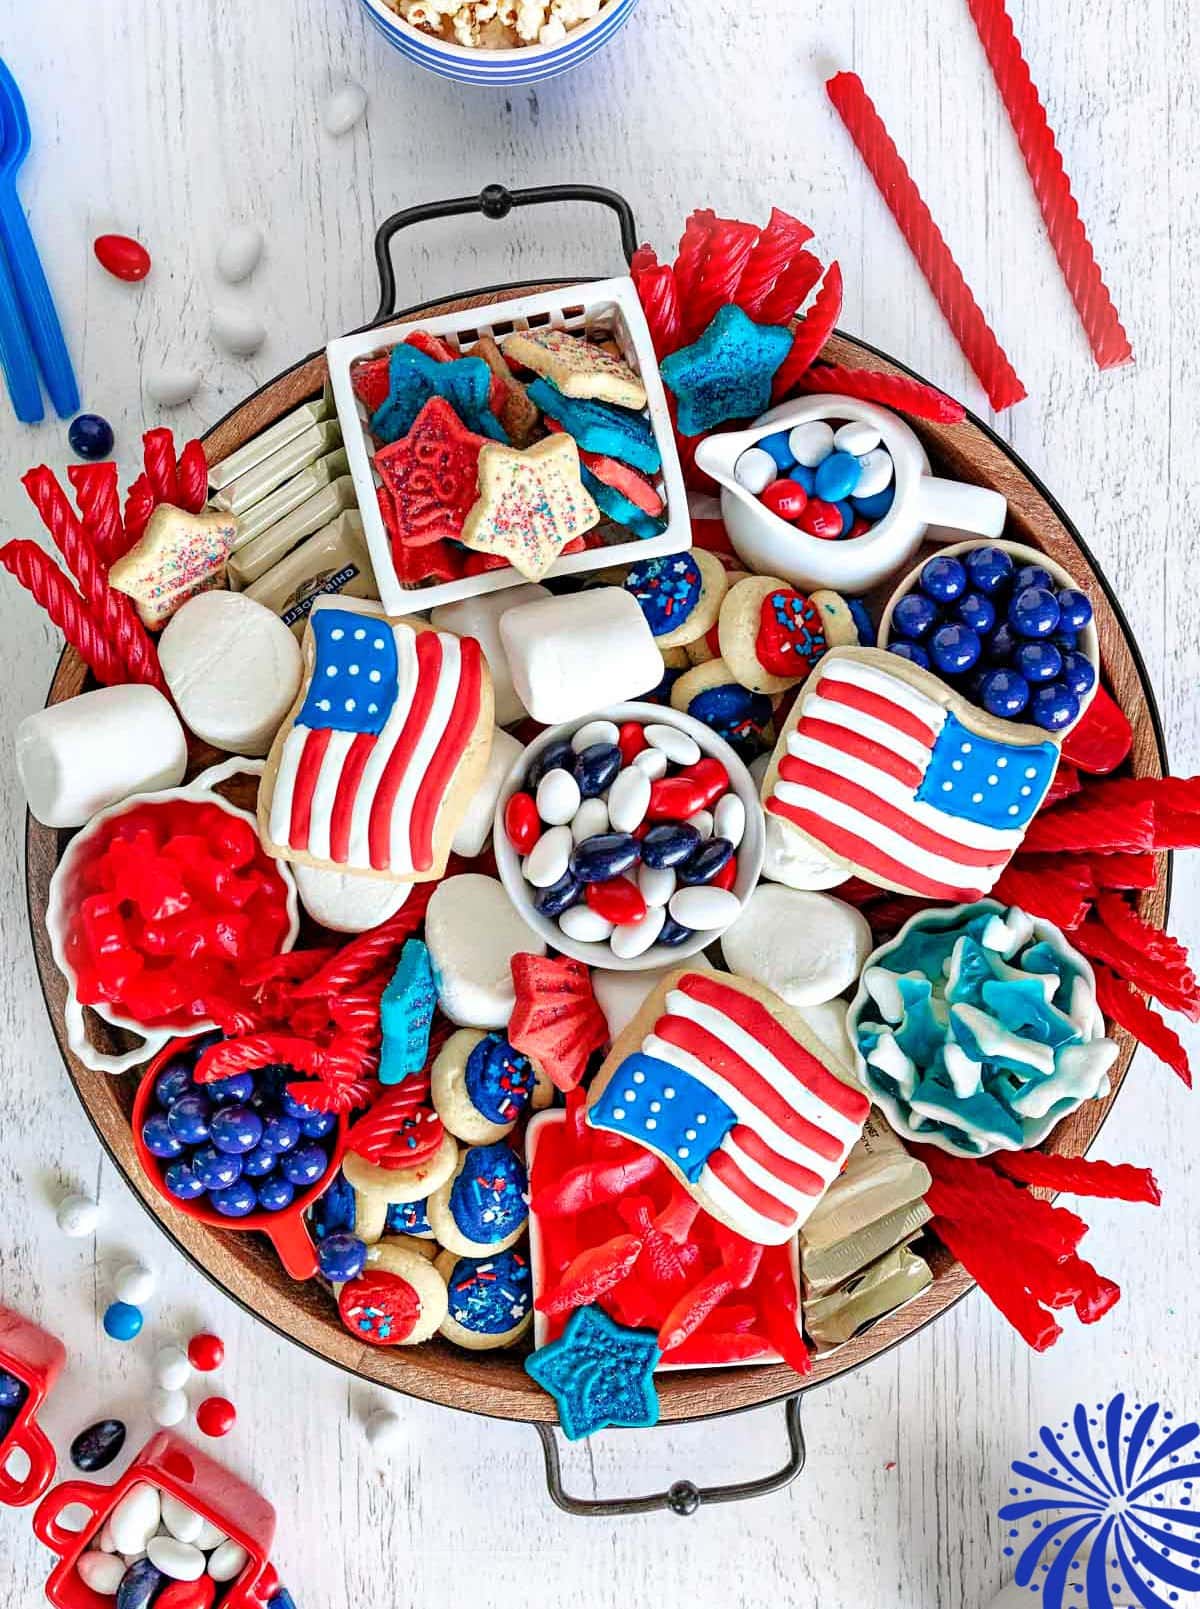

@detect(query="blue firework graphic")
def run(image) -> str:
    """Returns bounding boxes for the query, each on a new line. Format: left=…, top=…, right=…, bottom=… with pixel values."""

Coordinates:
left=999, top=1395, right=1200, bottom=1606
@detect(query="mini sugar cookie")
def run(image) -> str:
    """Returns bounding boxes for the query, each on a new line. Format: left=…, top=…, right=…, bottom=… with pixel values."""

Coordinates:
left=109, top=505, right=238, bottom=627
left=670, top=658, right=776, bottom=760
left=335, top=1237, right=449, bottom=1346
left=461, top=435, right=600, bottom=581
left=761, top=645, right=1061, bottom=901
left=719, top=886, right=872, bottom=1008
left=157, top=589, right=303, bottom=756
left=622, top=549, right=727, bottom=650
left=466, top=336, right=540, bottom=445
left=586, top=967, right=869, bottom=1244
left=761, top=813, right=848, bottom=891
left=435, top=1245, right=533, bottom=1350
left=810, top=590, right=874, bottom=649
left=342, top=1132, right=460, bottom=1244
left=425, top=873, right=546, bottom=1027
left=293, top=864, right=412, bottom=934
left=718, top=576, right=829, bottom=694
left=502, top=327, right=648, bottom=411
left=426, top=1140, right=529, bottom=1258
left=432, top=1028, right=553, bottom=1144
left=260, top=598, right=494, bottom=882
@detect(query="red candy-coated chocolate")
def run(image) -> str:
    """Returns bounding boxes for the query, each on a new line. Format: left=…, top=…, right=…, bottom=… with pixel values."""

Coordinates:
left=617, top=722, right=648, bottom=765
left=188, top=1333, right=225, bottom=1373
left=93, top=233, right=152, bottom=282
left=585, top=879, right=647, bottom=926
left=760, top=479, right=808, bottom=522
left=194, top=1396, right=236, bottom=1438
left=338, top=1269, right=420, bottom=1346
left=798, top=499, right=844, bottom=539
left=504, top=791, right=541, bottom=855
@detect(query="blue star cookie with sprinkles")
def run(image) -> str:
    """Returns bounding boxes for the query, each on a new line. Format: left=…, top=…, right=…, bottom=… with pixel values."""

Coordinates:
left=659, top=304, right=793, bottom=435
left=432, top=1027, right=552, bottom=1144
left=524, top=1304, right=661, bottom=1440
left=435, top=1246, right=534, bottom=1350
left=426, top=1140, right=530, bottom=1258
left=526, top=379, right=663, bottom=475
left=370, top=341, right=507, bottom=444
left=379, top=939, right=437, bottom=1085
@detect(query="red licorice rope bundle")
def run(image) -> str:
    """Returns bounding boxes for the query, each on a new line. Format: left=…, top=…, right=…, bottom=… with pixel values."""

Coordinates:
left=292, top=894, right=434, bottom=999
left=176, top=439, right=210, bottom=514
left=991, top=1151, right=1161, bottom=1205
left=685, top=217, right=761, bottom=341
left=143, top=427, right=180, bottom=506
left=784, top=362, right=966, bottom=424
left=0, top=540, right=127, bottom=683
left=672, top=209, right=718, bottom=335
left=771, top=263, right=844, bottom=399
left=734, top=208, right=815, bottom=320
left=67, top=463, right=125, bottom=568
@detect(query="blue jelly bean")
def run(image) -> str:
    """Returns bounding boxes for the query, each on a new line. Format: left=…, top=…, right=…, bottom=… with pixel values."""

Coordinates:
left=851, top=485, right=895, bottom=521
left=978, top=668, right=1030, bottom=719
left=256, top=1175, right=297, bottom=1213
left=154, top=1059, right=194, bottom=1108
left=1029, top=682, right=1080, bottom=733
left=166, top=1092, right=210, bottom=1145
left=210, top=1178, right=259, bottom=1218
left=210, top=1104, right=265, bottom=1156
left=986, top=622, right=1017, bottom=664
left=70, top=1418, right=126, bottom=1472
left=657, top=916, right=695, bottom=947
left=281, top=1143, right=329, bottom=1188
left=281, top=1089, right=319, bottom=1120
left=301, top=1110, right=337, bottom=1139
left=954, top=592, right=996, bottom=636
left=963, top=544, right=1014, bottom=596
left=141, top=1112, right=185, bottom=1159
left=919, top=554, right=968, bottom=603
left=1055, top=587, right=1093, bottom=632
left=163, top=1160, right=206, bottom=1201
left=678, top=837, right=734, bottom=886
left=317, top=1232, right=368, bottom=1282
left=102, top=1302, right=143, bottom=1342
left=569, top=832, right=641, bottom=883
left=891, top=592, right=940, bottom=641
left=191, top=1144, right=243, bottom=1191
left=759, top=430, right=795, bottom=471
left=68, top=412, right=114, bottom=460
left=1009, top=585, right=1061, bottom=639
left=1060, top=650, right=1096, bottom=698
left=526, top=737, right=575, bottom=791
left=207, top=1071, right=256, bottom=1106
left=834, top=499, right=855, bottom=535
left=928, top=623, right=981, bottom=676
left=0, top=1371, right=25, bottom=1408
left=573, top=742, right=622, bottom=799
left=241, top=1142, right=279, bottom=1179
left=117, top=1558, right=164, bottom=1609
left=814, top=449, right=860, bottom=502
left=533, top=870, right=582, bottom=917
left=1014, top=563, right=1054, bottom=593
left=1013, top=641, right=1062, bottom=684
left=888, top=641, right=930, bottom=669
left=788, top=463, right=816, bottom=493
left=258, top=1112, right=301, bottom=1155
left=640, top=822, right=702, bottom=870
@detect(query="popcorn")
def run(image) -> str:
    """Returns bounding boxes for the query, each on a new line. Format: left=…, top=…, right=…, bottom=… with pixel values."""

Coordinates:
left=539, top=13, right=567, bottom=42
left=515, top=0, right=544, bottom=40
left=390, top=0, right=609, bottom=48
left=452, top=4, right=481, bottom=43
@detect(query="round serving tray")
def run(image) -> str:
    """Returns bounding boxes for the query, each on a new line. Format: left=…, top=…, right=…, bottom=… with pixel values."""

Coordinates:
left=23, top=185, right=1169, bottom=1489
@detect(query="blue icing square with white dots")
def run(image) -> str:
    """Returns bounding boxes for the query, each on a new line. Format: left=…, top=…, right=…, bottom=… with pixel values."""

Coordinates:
left=298, top=609, right=397, bottom=736
left=587, top=1053, right=736, bottom=1184
left=915, top=709, right=1058, bottom=829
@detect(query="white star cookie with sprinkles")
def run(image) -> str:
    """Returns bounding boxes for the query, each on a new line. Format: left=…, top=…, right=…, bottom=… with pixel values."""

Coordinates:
left=501, top=326, right=648, bottom=409
left=461, top=435, right=600, bottom=581
left=108, top=505, right=238, bottom=627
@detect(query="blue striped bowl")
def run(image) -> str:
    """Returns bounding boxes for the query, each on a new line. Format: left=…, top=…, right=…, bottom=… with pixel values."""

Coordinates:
left=357, top=0, right=640, bottom=84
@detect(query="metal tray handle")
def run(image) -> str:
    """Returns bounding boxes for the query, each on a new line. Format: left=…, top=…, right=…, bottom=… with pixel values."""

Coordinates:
left=533, top=1392, right=806, bottom=1517
left=372, top=182, right=640, bottom=323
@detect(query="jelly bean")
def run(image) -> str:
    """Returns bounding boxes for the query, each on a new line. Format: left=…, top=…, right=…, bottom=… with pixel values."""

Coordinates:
left=570, top=832, right=641, bottom=884
left=207, top=1072, right=255, bottom=1106
left=524, top=824, right=573, bottom=888
left=1060, top=650, right=1096, bottom=698
left=678, top=837, right=735, bottom=886
left=94, top=233, right=152, bottom=282
left=1013, top=641, right=1062, bottom=683
left=686, top=808, right=714, bottom=839
left=1014, top=563, right=1054, bottom=593
left=788, top=463, right=816, bottom=494
left=617, top=721, right=648, bottom=764
left=571, top=796, right=610, bottom=844
left=919, top=555, right=968, bottom=603
left=117, top=1558, right=165, bottom=1609
left=928, top=624, right=981, bottom=677
left=954, top=592, right=996, bottom=636
left=852, top=446, right=893, bottom=497
left=760, top=479, right=808, bottom=522
left=891, top=592, right=939, bottom=641
left=533, top=870, right=582, bottom=917
left=167, top=1093, right=211, bottom=1146
left=526, top=737, right=574, bottom=790
left=788, top=421, right=834, bottom=467
left=281, top=1143, right=328, bottom=1187
left=256, top=1175, right=296, bottom=1213
left=610, top=903, right=667, bottom=960
left=103, top=1302, right=144, bottom=1342
left=586, top=878, right=647, bottom=926
left=834, top=420, right=881, bottom=455
left=71, top=1418, right=127, bottom=1472
left=143, top=1112, right=186, bottom=1159
left=963, top=544, right=1014, bottom=595
left=155, top=1060, right=195, bottom=1107
left=760, top=429, right=797, bottom=470
left=147, top=1537, right=206, bottom=1583
left=559, top=905, right=614, bottom=943
left=573, top=742, right=623, bottom=799
left=1055, top=587, right=1093, bottom=632
left=571, top=719, right=620, bottom=753
left=536, top=767, right=581, bottom=825
left=164, top=1161, right=206, bottom=1201
left=657, top=916, right=695, bottom=947
left=187, top=1333, right=225, bottom=1372
left=668, top=885, right=741, bottom=931
left=607, top=767, right=652, bottom=833
left=733, top=446, right=777, bottom=493
left=78, top=1553, right=127, bottom=1595
left=68, top=413, right=114, bottom=460
left=210, top=1105, right=264, bottom=1156
left=631, top=746, right=668, bottom=779
left=207, top=1539, right=250, bottom=1581
left=210, top=1179, right=258, bottom=1217
left=978, top=667, right=1029, bottom=719
left=643, top=722, right=700, bottom=766
left=678, top=757, right=730, bottom=810
left=814, top=449, right=861, bottom=502
left=195, top=1396, right=237, bottom=1438
left=641, top=822, right=702, bottom=869
left=504, top=792, right=540, bottom=855
left=797, top=498, right=842, bottom=539
left=638, top=863, right=675, bottom=907
left=1009, top=585, right=1060, bottom=639
left=712, top=853, right=738, bottom=891
left=1029, top=682, right=1080, bottom=732
left=258, top=1113, right=301, bottom=1155
left=851, top=485, right=896, bottom=521
left=713, top=793, right=745, bottom=848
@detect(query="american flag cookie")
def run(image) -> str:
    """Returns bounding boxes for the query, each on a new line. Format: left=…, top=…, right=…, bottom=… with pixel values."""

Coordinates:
left=431, top=1029, right=553, bottom=1145
left=333, top=1236, right=449, bottom=1347
left=761, top=645, right=1062, bottom=902
left=108, top=505, right=238, bottom=627
left=342, top=1132, right=460, bottom=1245
left=586, top=967, right=870, bottom=1245
left=501, top=327, right=648, bottom=411
left=258, top=597, right=494, bottom=883
left=434, top=1246, right=533, bottom=1350
left=460, top=435, right=600, bottom=582
left=426, top=1140, right=530, bottom=1258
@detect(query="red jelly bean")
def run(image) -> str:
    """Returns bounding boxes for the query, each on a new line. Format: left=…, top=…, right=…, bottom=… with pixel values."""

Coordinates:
left=93, top=233, right=152, bottom=283
left=712, top=854, right=738, bottom=891
left=617, top=722, right=648, bottom=765
left=760, top=479, right=808, bottom=522
left=645, top=759, right=730, bottom=822
left=586, top=878, right=647, bottom=926
left=187, top=1332, right=224, bottom=1372
left=157, top=1577, right=217, bottom=1609
left=798, top=499, right=843, bottom=540
left=504, top=791, right=541, bottom=855
left=680, top=757, right=730, bottom=811
left=195, top=1396, right=236, bottom=1438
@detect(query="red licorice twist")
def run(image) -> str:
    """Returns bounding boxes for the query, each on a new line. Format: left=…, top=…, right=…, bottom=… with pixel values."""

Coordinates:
left=176, top=439, right=210, bottom=514
left=67, top=462, right=126, bottom=569
left=788, top=362, right=966, bottom=424
left=143, top=427, right=180, bottom=506
left=0, top=540, right=126, bottom=684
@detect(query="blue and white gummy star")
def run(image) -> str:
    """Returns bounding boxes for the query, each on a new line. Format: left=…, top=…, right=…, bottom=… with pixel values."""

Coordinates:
left=524, top=1304, right=661, bottom=1440
left=660, top=305, right=794, bottom=435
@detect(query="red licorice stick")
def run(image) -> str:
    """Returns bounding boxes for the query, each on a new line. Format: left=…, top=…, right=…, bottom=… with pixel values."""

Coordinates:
left=1094, top=893, right=1194, bottom=978
left=921, top=1154, right=1088, bottom=1257
left=1020, top=795, right=1156, bottom=856
left=990, top=865, right=1091, bottom=931
left=1081, top=773, right=1200, bottom=817
left=1042, top=763, right=1082, bottom=807
left=932, top=1215, right=1062, bottom=1351
left=176, top=439, right=210, bottom=514
left=990, top=1151, right=1161, bottom=1205
left=143, top=428, right=180, bottom=506
left=1072, top=921, right=1200, bottom=1021
left=1064, top=1257, right=1121, bottom=1324
left=67, top=462, right=126, bottom=569
left=537, top=1234, right=644, bottom=1316
left=826, top=71, right=1027, bottom=412
left=0, top=539, right=126, bottom=684
left=285, top=1076, right=375, bottom=1115
left=771, top=263, right=844, bottom=401
left=531, top=1149, right=662, bottom=1217
left=633, top=262, right=685, bottom=359
left=124, top=473, right=159, bottom=542
left=734, top=207, right=816, bottom=321
left=293, top=895, right=433, bottom=997
left=964, top=0, right=1132, bottom=369
left=687, top=218, right=761, bottom=340
left=787, top=361, right=967, bottom=425
left=673, top=209, right=718, bottom=337
left=1059, top=686, right=1132, bottom=774
left=194, top=1033, right=323, bottom=1084
left=1092, top=964, right=1192, bottom=1088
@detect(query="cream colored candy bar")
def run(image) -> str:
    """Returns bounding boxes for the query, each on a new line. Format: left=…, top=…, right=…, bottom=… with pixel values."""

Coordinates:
left=804, top=1245, right=933, bottom=1351
left=800, top=1112, right=933, bottom=1251
left=801, top=1199, right=932, bottom=1297
left=211, top=420, right=342, bottom=516
left=244, top=511, right=378, bottom=633
left=228, top=476, right=358, bottom=588
left=231, top=449, right=349, bottom=550
left=207, top=396, right=332, bottom=491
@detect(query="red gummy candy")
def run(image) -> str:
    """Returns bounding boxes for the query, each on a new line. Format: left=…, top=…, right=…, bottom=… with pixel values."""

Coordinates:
left=586, top=878, right=647, bottom=926
left=504, top=791, right=541, bottom=855
left=93, top=233, right=152, bottom=282
left=798, top=498, right=844, bottom=539
left=508, top=953, right=608, bottom=1092
left=760, top=479, right=808, bottom=522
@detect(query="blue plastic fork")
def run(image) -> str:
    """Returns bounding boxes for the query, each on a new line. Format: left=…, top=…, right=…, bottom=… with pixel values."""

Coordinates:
left=0, top=59, right=78, bottom=419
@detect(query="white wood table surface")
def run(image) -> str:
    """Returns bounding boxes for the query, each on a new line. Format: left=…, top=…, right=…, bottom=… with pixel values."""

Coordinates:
left=0, top=1, right=1196, bottom=1604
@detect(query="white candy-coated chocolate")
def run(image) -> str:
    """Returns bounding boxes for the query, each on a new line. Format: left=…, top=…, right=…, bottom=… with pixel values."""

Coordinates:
left=211, top=304, right=265, bottom=356
left=498, top=588, right=662, bottom=725
left=146, top=365, right=201, bottom=407
left=431, top=583, right=549, bottom=728
left=852, top=446, right=894, bottom=498
left=638, top=863, right=675, bottom=907
left=762, top=813, right=849, bottom=890
left=108, top=1482, right=161, bottom=1556
left=293, top=863, right=411, bottom=935
left=713, top=792, right=746, bottom=849
left=451, top=728, right=521, bottom=859
left=153, top=1345, right=192, bottom=1392
left=610, top=903, right=666, bottom=959
left=150, top=1387, right=188, bottom=1428
left=16, top=684, right=187, bottom=829
left=644, top=723, right=701, bottom=767
left=193, top=1518, right=228, bottom=1552
left=207, top=1539, right=250, bottom=1583
left=76, top=1552, right=126, bottom=1595
left=668, top=885, right=740, bottom=931
left=148, top=1536, right=206, bottom=1582
left=523, top=825, right=572, bottom=888
left=686, top=809, right=714, bottom=839
left=789, top=421, right=835, bottom=467
left=365, top=1407, right=404, bottom=1456
left=426, top=874, right=545, bottom=1027
left=733, top=446, right=777, bottom=494
left=571, top=719, right=620, bottom=753
left=536, top=767, right=581, bottom=826
left=216, top=223, right=264, bottom=284
left=720, top=886, right=872, bottom=1007
left=606, top=766, right=651, bottom=833
left=570, top=796, right=609, bottom=843
left=55, top=1194, right=99, bottom=1237
left=559, top=905, right=614, bottom=943
left=833, top=420, right=881, bottom=456
left=113, top=1262, right=155, bottom=1305
left=631, top=746, right=668, bottom=779
left=160, top=1493, right=204, bottom=1545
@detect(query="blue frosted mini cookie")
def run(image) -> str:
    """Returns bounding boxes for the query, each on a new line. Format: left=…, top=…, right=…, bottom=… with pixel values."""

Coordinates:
left=670, top=657, right=776, bottom=761
left=431, top=1028, right=553, bottom=1144
left=425, top=1140, right=529, bottom=1258
left=622, top=549, right=728, bottom=650
left=435, top=1245, right=533, bottom=1350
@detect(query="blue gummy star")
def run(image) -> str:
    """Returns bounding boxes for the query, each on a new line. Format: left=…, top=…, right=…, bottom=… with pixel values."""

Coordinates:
left=525, top=379, right=662, bottom=474
left=379, top=938, right=437, bottom=1085
left=371, top=344, right=507, bottom=444
left=524, top=1304, right=661, bottom=1441
left=660, top=304, right=793, bottom=435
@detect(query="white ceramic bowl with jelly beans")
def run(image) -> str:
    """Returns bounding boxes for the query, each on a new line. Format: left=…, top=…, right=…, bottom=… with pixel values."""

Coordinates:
left=494, top=703, right=765, bottom=971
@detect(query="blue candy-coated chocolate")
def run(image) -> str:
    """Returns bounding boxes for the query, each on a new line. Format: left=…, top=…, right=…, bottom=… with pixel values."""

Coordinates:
left=814, top=449, right=861, bottom=502
left=677, top=836, right=734, bottom=886
left=281, top=1143, right=329, bottom=1187
left=465, top=1033, right=537, bottom=1126
left=846, top=597, right=876, bottom=646
left=0, top=1405, right=16, bottom=1439
left=888, top=641, right=930, bottom=670
left=569, top=832, right=641, bottom=884
left=70, top=1418, right=126, bottom=1472
left=985, top=623, right=1017, bottom=664
left=210, top=1178, right=259, bottom=1218
left=165, top=1092, right=210, bottom=1145
left=154, top=1059, right=194, bottom=1108
left=190, top=1144, right=243, bottom=1191
left=850, top=485, right=895, bottom=520
left=525, top=379, right=661, bottom=473
left=1014, top=563, right=1054, bottom=593
left=301, top=1110, right=337, bottom=1139
left=256, top=1175, right=296, bottom=1213
left=526, top=737, right=575, bottom=791
left=210, top=1104, right=265, bottom=1157
left=891, top=592, right=939, bottom=641
left=834, top=498, right=855, bottom=535
left=207, top=1071, right=256, bottom=1106
left=640, top=822, right=702, bottom=870
left=533, top=870, right=583, bottom=917
left=102, top=1302, right=143, bottom=1342
left=928, top=623, right=981, bottom=677
left=317, top=1232, right=368, bottom=1282
left=954, top=592, right=996, bottom=636
left=759, top=430, right=796, bottom=471
left=623, top=553, right=703, bottom=637
left=310, top=1170, right=356, bottom=1239
left=445, top=1247, right=532, bottom=1335
left=919, top=554, right=968, bottom=603
left=1051, top=629, right=1078, bottom=655
left=141, top=1112, right=185, bottom=1159
left=0, top=1371, right=25, bottom=1408
left=788, top=463, right=816, bottom=493
left=963, top=544, right=1015, bottom=595
left=116, top=1558, right=164, bottom=1609
left=978, top=668, right=1030, bottom=719
left=1060, top=650, right=1096, bottom=698
left=1013, top=641, right=1062, bottom=684
left=573, top=742, right=623, bottom=799
left=657, top=916, right=695, bottom=947
left=1009, top=585, right=1061, bottom=639
left=447, top=1143, right=528, bottom=1245
left=269, top=1591, right=298, bottom=1609
left=258, top=1113, right=301, bottom=1155
left=281, top=1089, right=320, bottom=1120
left=1029, top=682, right=1080, bottom=732
left=1055, top=587, right=1093, bottom=632
left=659, top=305, right=793, bottom=436
left=241, top=1143, right=279, bottom=1179
left=68, top=413, right=114, bottom=460
left=163, top=1160, right=206, bottom=1201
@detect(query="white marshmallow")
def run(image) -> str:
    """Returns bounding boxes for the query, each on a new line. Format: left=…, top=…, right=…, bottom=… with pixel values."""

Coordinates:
left=294, top=863, right=412, bottom=934
left=158, top=590, right=302, bottom=756
left=498, top=588, right=662, bottom=725
left=431, top=583, right=549, bottom=727
left=762, top=812, right=849, bottom=890
left=425, top=874, right=544, bottom=1027
left=17, top=684, right=187, bottom=829
left=450, top=728, right=521, bottom=858
left=591, top=953, right=714, bottom=1041
left=795, top=996, right=855, bottom=1069
left=720, top=886, right=872, bottom=1007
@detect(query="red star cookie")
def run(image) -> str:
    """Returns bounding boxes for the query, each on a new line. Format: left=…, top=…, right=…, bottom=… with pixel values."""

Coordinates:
left=374, top=396, right=489, bottom=549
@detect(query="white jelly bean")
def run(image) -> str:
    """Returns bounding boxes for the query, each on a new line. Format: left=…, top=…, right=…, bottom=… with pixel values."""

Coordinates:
left=324, top=81, right=367, bottom=137
left=211, top=304, right=265, bottom=357
left=148, top=1536, right=206, bottom=1582
left=535, top=768, right=580, bottom=827
left=113, top=1262, right=155, bottom=1306
left=523, top=825, right=572, bottom=889
left=833, top=420, right=881, bottom=456
left=632, top=747, right=668, bottom=779
left=97, top=1522, right=118, bottom=1553
left=77, top=1552, right=126, bottom=1595
left=108, top=1482, right=161, bottom=1556
left=570, top=797, right=609, bottom=844
left=607, top=767, right=652, bottom=833
left=571, top=719, right=620, bottom=753
left=160, top=1494, right=204, bottom=1545
left=56, top=1193, right=99, bottom=1237
left=734, top=446, right=777, bottom=494
left=853, top=446, right=894, bottom=498
left=610, top=904, right=667, bottom=959
left=644, top=723, right=701, bottom=767
left=216, top=224, right=264, bottom=285
left=687, top=809, right=714, bottom=839
left=788, top=421, right=835, bottom=468
left=669, top=886, right=741, bottom=931
left=713, top=793, right=746, bottom=849
left=208, top=1540, right=250, bottom=1582
left=150, top=1387, right=188, bottom=1428
left=365, top=1407, right=404, bottom=1456
left=193, top=1519, right=228, bottom=1552
left=639, top=864, right=675, bottom=907
left=559, top=906, right=614, bottom=943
